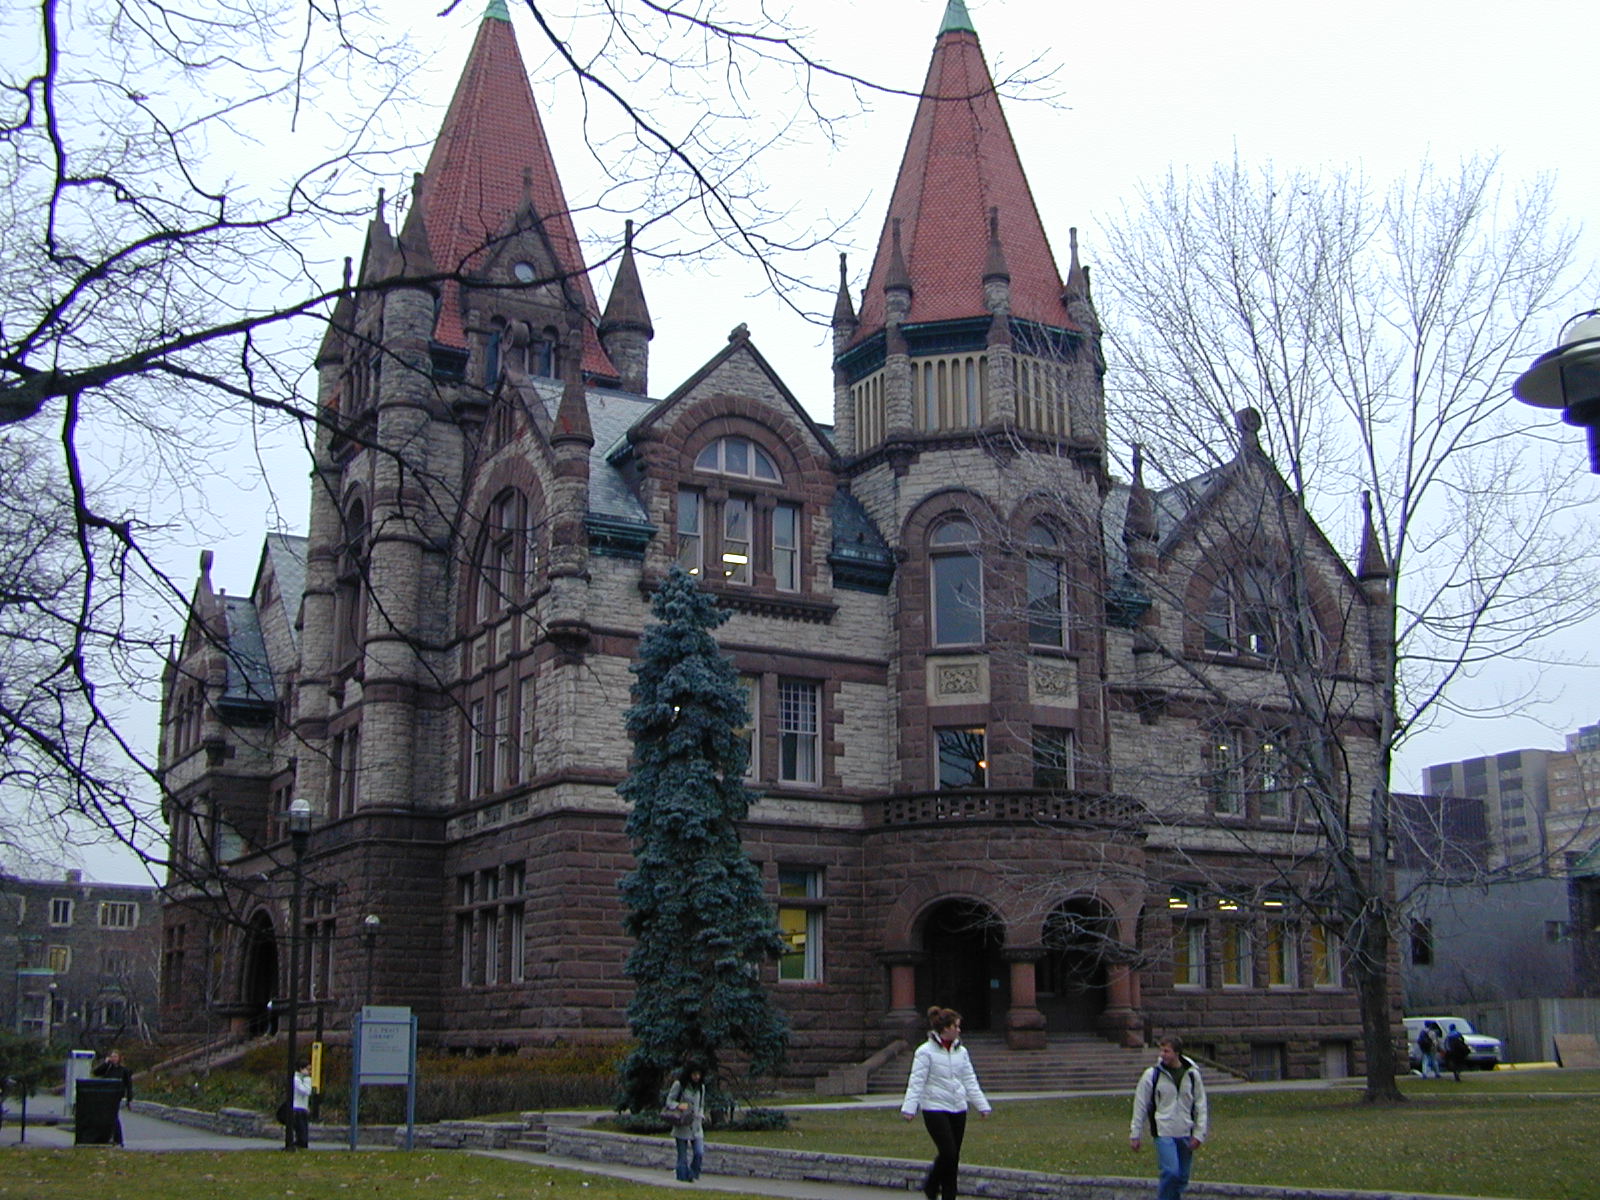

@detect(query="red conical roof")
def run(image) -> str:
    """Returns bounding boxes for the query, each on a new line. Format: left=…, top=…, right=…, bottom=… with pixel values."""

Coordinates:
left=853, top=21, right=1074, bottom=344
left=420, top=10, right=615, bottom=378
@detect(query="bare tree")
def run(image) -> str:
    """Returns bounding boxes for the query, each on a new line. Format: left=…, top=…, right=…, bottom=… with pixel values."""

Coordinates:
left=1080, top=156, right=1597, bottom=1100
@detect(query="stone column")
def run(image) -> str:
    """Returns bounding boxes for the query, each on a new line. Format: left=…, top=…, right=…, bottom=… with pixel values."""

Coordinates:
left=879, top=950, right=926, bottom=1041
left=1003, top=947, right=1047, bottom=1049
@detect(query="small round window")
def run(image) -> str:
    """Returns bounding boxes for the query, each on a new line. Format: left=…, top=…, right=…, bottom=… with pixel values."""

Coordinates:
left=512, top=261, right=537, bottom=283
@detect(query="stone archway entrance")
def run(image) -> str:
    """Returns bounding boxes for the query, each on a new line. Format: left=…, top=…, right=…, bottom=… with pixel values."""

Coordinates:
left=1038, top=898, right=1111, bottom=1034
left=240, top=911, right=279, bottom=1036
left=918, top=899, right=1006, bottom=1031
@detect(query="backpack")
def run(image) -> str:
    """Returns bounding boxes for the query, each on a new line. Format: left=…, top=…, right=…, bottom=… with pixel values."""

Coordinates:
left=1416, top=1028, right=1435, bottom=1052
left=1444, top=1031, right=1466, bottom=1055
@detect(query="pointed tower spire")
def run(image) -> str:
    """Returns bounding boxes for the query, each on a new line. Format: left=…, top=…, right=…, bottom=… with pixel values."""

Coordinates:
left=417, top=7, right=615, bottom=377
left=1357, top=491, right=1390, bottom=582
left=394, top=172, right=439, bottom=279
left=850, top=7, right=1072, bottom=344
left=832, top=252, right=858, bottom=328
left=599, top=220, right=654, bottom=394
left=939, top=0, right=976, bottom=34
left=983, top=207, right=1010, bottom=284
left=315, top=257, right=356, bottom=369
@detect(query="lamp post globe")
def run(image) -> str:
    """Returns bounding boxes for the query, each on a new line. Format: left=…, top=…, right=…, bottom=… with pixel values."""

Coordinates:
left=1514, top=311, right=1600, bottom=472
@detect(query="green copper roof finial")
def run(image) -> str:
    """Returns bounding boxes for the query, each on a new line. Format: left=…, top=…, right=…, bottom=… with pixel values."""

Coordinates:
left=486, top=0, right=511, bottom=21
left=939, top=0, right=975, bottom=35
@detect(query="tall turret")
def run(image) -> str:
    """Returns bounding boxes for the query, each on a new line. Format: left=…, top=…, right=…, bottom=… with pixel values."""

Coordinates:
left=832, top=0, right=1100, bottom=461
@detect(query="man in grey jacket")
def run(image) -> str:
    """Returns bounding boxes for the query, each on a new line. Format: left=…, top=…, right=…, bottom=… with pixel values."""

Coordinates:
left=1129, top=1036, right=1209, bottom=1200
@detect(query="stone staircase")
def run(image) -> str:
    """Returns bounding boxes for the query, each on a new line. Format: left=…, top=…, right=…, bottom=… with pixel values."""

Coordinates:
left=864, top=1033, right=1153, bottom=1095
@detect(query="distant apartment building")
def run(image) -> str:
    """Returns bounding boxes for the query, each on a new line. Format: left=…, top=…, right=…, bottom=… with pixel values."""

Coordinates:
left=1546, top=721, right=1600, bottom=870
left=1, top=869, right=161, bottom=1045
left=1422, top=748, right=1555, bottom=871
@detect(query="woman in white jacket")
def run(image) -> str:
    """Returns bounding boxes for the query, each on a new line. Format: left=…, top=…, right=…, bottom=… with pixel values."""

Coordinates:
left=900, top=1006, right=991, bottom=1200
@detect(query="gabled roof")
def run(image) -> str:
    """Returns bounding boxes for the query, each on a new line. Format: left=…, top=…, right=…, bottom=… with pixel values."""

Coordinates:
left=852, top=9, right=1073, bottom=344
left=258, top=533, right=309, bottom=651
left=419, top=7, right=614, bottom=377
left=625, top=326, right=837, bottom=455
left=218, top=595, right=276, bottom=709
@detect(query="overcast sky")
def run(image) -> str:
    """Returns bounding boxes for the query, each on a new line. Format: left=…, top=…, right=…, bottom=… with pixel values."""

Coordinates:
left=71, top=0, right=1600, bottom=880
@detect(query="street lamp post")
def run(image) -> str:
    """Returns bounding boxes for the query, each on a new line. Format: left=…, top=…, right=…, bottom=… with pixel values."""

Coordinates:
left=360, top=914, right=381, bottom=1008
left=1513, top=312, right=1600, bottom=473
left=282, top=798, right=312, bottom=1151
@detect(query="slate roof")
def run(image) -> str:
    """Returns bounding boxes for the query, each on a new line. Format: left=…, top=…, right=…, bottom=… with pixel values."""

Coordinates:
left=219, top=595, right=275, bottom=709
left=262, top=533, right=308, bottom=649
left=853, top=9, right=1074, bottom=343
left=419, top=7, right=616, bottom=379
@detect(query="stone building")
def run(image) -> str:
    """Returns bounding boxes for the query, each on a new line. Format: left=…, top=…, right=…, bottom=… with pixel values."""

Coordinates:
left=2, top=869, right=161, bottom=1044
left=157, top=0, right=1393, bottom=1083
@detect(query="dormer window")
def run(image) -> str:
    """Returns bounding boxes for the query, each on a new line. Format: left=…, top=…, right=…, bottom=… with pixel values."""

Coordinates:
left=674, top=433, right=804, bottom=594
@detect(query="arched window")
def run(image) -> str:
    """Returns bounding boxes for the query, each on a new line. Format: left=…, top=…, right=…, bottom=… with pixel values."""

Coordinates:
left=1025, top=521, right=1067, bottom=648
left=695, top=436, right=781, bottom=481
left=333, top=499, right=367, bottom=666
left=1202, top=565, right=1277, bottom=656
left=929, top=516, right=982, bottom=646
left=475, top=489, right=529, bottom=622
left=676, top=435, right=799, bottom=591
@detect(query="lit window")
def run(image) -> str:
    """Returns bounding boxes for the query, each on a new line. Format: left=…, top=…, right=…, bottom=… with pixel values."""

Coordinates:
left=777, top=868, right=823, bottom=982
left=48, top=945, right=71, bottom=973
left=1310, top=924, right=1342, bottom=987
left=1221, top=924, right=1252, bottom=988
left=1266, top=922, right=1298, bottom=987
left=937, top=726, right=987, bottom=789
left=722, top=497, right=752, bottom=583
left=778, top=679, right=819, bottom=785
left=930, top=517, right=982, bottom=646
left=1208, top=737, right=1245, bottom=815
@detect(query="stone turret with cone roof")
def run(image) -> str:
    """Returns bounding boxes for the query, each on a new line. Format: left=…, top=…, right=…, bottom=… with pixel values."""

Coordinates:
left=833, top=0, right=1103, bottom=467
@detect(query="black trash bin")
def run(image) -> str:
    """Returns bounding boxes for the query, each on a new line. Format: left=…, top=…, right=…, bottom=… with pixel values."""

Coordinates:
left=74, top=1078, right=126, bottom=1145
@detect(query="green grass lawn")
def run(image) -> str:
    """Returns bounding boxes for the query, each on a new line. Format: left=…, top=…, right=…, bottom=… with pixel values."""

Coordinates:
left=0, top=1150, right=739, bottom=1200
left=713, top=1071, right=1600, bottom=1200
left=4, top=1071, right=1597, bottom=1200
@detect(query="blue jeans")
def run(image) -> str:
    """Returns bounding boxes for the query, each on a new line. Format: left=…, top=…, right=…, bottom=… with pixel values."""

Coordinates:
left=1421, top=1050, right=1441, bottom=1078
left=674, top=1132, right=703, bottom=1181
left=1156, top=1135, right=1194, bottom=1200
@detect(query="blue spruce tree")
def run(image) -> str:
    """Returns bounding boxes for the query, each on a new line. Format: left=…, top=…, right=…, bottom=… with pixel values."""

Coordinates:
left=616, top=565, right=789, bottom=1112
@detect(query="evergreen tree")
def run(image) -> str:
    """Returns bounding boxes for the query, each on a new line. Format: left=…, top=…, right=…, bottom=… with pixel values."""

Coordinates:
left=616, top=566, right=789, bottom=1112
